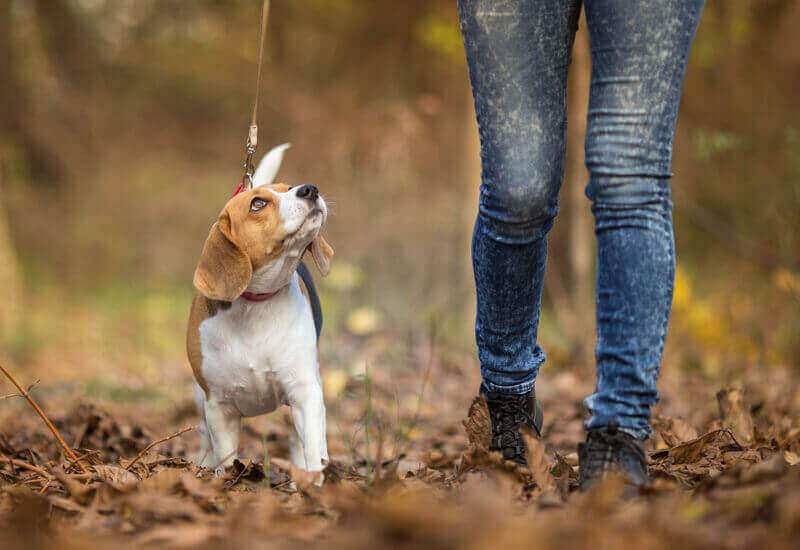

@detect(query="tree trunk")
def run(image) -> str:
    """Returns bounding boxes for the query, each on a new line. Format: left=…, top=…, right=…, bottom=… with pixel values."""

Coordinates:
left=0, top=0, right=61, bottom=182
left=33, top=0, right=99, bottom=89
left=0, top=197, right=22, bottom=342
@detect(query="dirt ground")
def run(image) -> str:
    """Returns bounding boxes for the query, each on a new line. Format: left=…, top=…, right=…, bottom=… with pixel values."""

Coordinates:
left=1, top=328, right=799, bottom=549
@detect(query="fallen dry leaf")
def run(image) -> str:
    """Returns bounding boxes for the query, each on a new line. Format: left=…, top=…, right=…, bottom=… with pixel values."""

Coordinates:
left=463, top=396, right=491, bottom=454
left=48, top=494, right=84, bottom=513
left=656, top=416, right=700, bottom=447
left=123, top=492, right=206, bottom=524
left=551, top=451, right=577, bottom=497
left=135, top=524, right=220, bottom=547
left=652, top=429, right=741, bottom=465
left=93, top=464, right=140, bottom=492
left=521, top=426, right=557, bottom=495
left=717, top=388, right=755, bottom=446
left=52, top=469, right=94, bottom=503
left=2, top=352, right=800, bottom=549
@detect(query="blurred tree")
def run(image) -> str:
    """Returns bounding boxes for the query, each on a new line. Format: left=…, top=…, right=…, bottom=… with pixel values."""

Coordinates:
left=32, top=0, right=100, bottom=89
left=0, top=0, right=62, bottom=181
left=0, top=197, right=21, bottom=341
left=0, top=0, right=795, bottom=365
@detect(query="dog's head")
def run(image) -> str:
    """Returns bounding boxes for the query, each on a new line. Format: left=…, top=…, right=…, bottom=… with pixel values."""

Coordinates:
left=193, top=145, right=333, bottom=302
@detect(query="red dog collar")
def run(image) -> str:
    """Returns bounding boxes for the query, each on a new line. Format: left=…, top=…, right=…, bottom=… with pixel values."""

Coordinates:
left=240, top=288, right=283, bottom=302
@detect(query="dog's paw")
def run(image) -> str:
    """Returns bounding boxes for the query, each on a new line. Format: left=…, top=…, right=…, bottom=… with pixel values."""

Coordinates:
left=195, top=455, right=214, bottom=469
left=284, top=472, right=323, bottom=491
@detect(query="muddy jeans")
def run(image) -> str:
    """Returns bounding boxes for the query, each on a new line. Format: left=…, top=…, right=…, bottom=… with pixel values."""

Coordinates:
left=459, top=0, right=704, bottom=439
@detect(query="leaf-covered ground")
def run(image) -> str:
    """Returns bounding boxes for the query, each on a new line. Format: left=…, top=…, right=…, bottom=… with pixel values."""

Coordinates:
left=1, top=334, right=799, bottom=549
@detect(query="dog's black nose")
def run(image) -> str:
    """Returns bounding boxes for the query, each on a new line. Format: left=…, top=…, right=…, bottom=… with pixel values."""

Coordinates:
left=296, top=184, right=318, bottom=202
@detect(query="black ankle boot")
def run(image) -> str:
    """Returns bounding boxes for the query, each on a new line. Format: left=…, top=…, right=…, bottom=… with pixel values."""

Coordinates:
left=578, top=421, right=650, bottom=490
left=480, top=384, right=544, bottom=466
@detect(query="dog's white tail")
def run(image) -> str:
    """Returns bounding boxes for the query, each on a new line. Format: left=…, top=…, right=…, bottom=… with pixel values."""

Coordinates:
left=253, top=143, right=291, bottom=188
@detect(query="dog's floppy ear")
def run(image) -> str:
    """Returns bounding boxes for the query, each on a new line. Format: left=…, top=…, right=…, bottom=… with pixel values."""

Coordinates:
left=193, top=212, right=252, bottom=301
left=307, top=234, right=334, bottom=277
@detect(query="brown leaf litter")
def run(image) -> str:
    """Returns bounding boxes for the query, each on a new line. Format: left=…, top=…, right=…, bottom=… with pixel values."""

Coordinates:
left=1, top=360, right=799, bottom=549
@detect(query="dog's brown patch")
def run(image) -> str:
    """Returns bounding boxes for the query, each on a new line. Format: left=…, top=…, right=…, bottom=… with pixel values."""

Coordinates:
left=297, top=273, right=311, bottom=305
left=186, top=292, right=220, bottom=397
left=307, top=234, right=334, bottom=277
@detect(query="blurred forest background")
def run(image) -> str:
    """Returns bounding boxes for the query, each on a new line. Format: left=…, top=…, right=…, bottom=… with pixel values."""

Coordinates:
left=1, top=2, right=800, bottom=547
left=0, top=0, right=798, bottom=402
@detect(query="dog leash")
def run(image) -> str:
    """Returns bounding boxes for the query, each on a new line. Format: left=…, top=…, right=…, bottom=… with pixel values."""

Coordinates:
left=231, top=0, right=271, bottom=199
left=230, top=1, right=287, bottom=304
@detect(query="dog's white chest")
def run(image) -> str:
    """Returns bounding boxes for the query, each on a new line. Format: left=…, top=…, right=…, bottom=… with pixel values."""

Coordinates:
left=198, top=275, right=318, bottom=417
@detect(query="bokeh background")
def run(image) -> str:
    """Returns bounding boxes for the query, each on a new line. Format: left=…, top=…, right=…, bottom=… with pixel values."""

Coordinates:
left=0, top=0, right=798, bottom=409
left=1, top=3, right=800, bottom=547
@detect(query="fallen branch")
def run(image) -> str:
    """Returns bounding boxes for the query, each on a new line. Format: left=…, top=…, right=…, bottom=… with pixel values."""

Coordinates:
left=125, top=425, right=195, bottom=471
left=0, top=365, right=87, bottom=472
left=0, top=456, right=53, bottom=479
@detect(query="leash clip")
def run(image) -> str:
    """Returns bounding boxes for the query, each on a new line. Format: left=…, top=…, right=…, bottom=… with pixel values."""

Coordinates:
left=242, top=130, right=258, bottom=191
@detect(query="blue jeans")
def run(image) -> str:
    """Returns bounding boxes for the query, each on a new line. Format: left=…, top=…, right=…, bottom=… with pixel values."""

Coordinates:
left=459, top=0, right=704, bottom=439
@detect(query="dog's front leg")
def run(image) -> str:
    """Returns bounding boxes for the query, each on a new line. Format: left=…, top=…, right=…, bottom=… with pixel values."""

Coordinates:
left=204, top=399, right=241, bottom=474
left=193, top=384, right=214, bottom=467
left=287, top=380, right=327, bottom=474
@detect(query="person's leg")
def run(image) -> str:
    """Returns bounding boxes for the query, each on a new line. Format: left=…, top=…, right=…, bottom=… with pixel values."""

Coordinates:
left=580, top=0, right=704, bottom=479
left=459, top=0, right=581, bottom=397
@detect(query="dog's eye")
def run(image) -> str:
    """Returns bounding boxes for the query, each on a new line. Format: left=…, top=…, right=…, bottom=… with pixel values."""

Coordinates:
left=250, top=198, right=269, bottom=212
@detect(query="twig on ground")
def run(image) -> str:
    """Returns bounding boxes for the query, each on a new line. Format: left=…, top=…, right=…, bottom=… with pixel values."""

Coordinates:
left=0, top=456, right=53, bottom=479
left=325, top=461, right=365, bottom=480
left=373, top=426, right=385, bottom=485
left=0, top=365, right=87, bottom=473
left=124, top=425, right=195, bottom=471
left=0, top=379, right=41, bottom=400
left=262, top=432, right=270, bottom=488
left=224, top=464, right=248, bottom=489
left=364, top=362, right=373, bottom=485
left=22, top=477, right=45, bottom=485
left=66, top=451, right=95, bottom=471
left=38, top=480, right=51, bottom=494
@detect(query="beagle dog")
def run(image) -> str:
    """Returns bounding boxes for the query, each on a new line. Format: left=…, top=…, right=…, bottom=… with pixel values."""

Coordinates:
left=187, top=144, right=333, bottom=475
